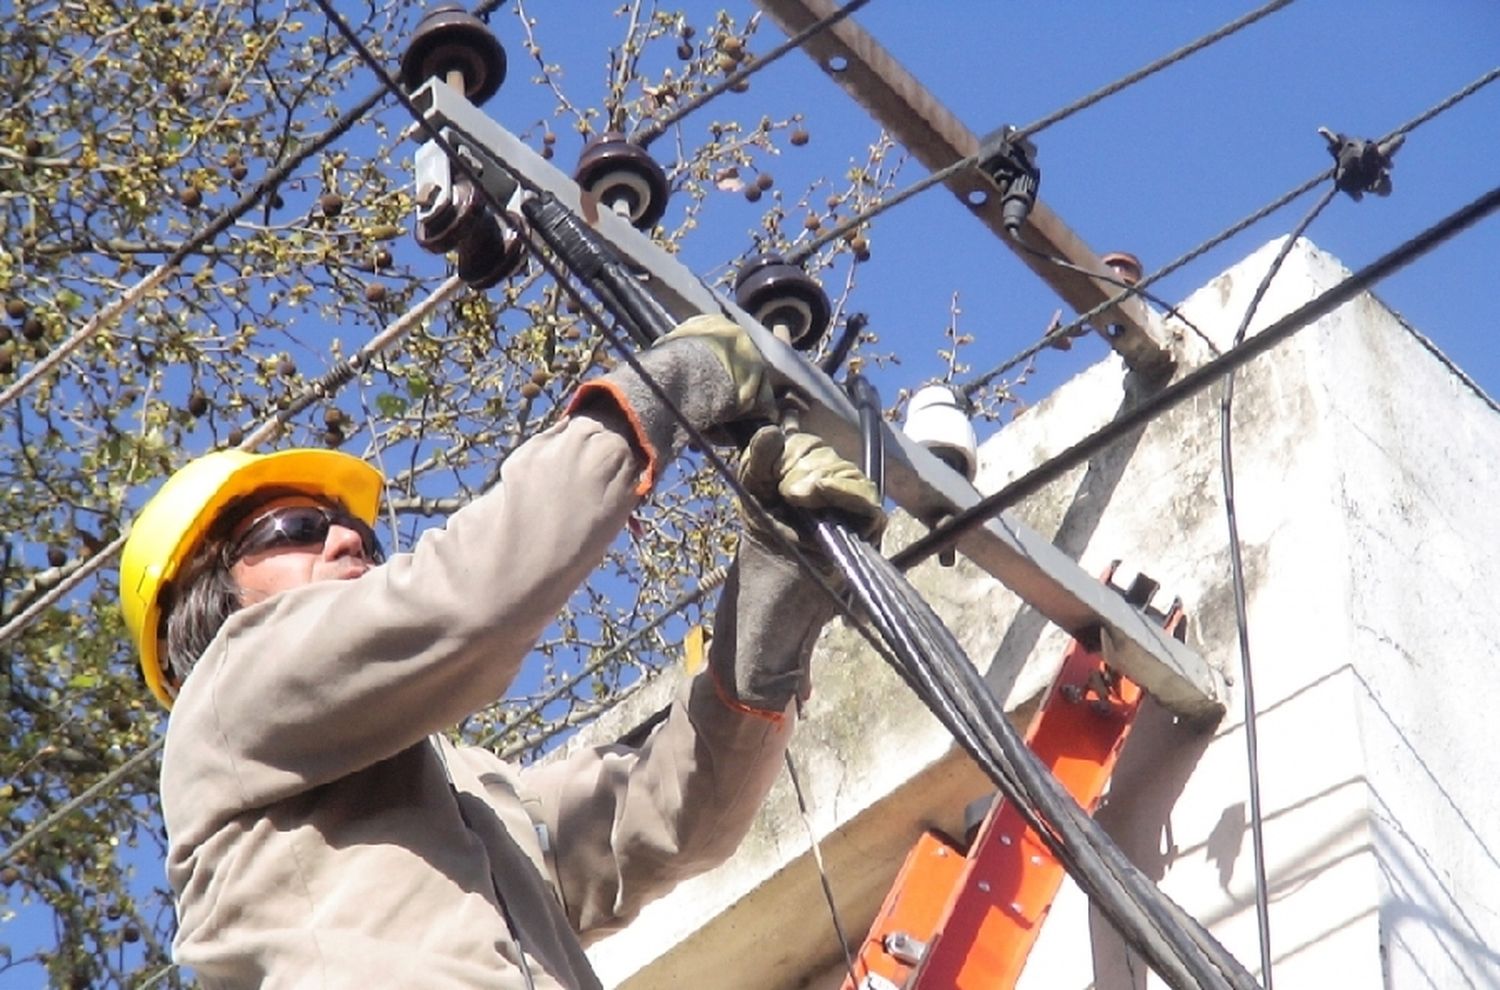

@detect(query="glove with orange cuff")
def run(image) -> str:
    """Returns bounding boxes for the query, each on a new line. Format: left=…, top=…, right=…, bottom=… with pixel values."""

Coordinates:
left=568, top=314, right=774, bottom=493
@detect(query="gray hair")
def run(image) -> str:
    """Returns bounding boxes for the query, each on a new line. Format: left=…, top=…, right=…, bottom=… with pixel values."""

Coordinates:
left=161, top=537, right=241, bottom=689
left=156, top=487, right=369, bottom=692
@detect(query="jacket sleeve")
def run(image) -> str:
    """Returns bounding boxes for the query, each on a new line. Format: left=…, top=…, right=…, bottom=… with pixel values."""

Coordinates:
left=172, top=412, right=645, bottom=800
left=518, top=539, right=836, bottom=942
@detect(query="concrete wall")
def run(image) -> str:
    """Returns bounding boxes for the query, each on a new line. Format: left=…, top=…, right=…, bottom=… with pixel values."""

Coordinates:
left=576, top=238, right=1500, bottom=989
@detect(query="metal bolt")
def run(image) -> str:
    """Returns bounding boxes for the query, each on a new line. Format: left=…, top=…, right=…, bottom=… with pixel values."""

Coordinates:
left=1100, top=251, right=1143, bottom=286
left=976, top=880, right=991, bottom=893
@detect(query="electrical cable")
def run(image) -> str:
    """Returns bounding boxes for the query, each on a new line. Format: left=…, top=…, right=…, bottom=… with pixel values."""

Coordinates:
left=2, top=5, right=1290, bottom=984
left=1006, top=239, right=1216, bottom=349
left=0, top=273, right=465, bottom=647
left=11, top=1, right=1488, bottom=984
left=824, top=526, right=1256, bottom=988
left=1215, top=184, right=1338, bottom=988
left=632, top=0, right=874, bottom=149
left=0, top=736, right=164, bottom=867
left=497, top=124, right=1253, bottom=984
left=8, top=15, right=1491, bottom=651
left=319, top=0, right=927, bottom=711
left=0, top=85, right=392, bottom=413
left=788, top=0, right=1300, bottom=263
left=0, top=276, right=473, bottom=873
left=477, top=565, right=730, bottom=752
left=1013, top=0, right=1297, bottom=142
left=783, top=748, right=860, bottom=986
left=126, top=9, right=1476, bottom=990
left=773, top=384, right=1245, bottom=988
left=960, top=171, right=1325, bottom=398
left=960, top=63, right=1500, bottom=398
left=894, top=180, right=1500, bottom=572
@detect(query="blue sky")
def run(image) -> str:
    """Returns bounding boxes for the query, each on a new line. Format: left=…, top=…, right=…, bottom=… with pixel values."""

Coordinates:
left=533, top=0, right=1500, bottom=409
left=8, top=2, right=1498, bottom=981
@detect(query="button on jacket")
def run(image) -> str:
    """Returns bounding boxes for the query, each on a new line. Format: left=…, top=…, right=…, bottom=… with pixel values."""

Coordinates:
left=160, top=412, right=803, bottom=988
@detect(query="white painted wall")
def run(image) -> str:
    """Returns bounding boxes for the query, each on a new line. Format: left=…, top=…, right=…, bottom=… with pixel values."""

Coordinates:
left=578, top=238, right=1500, bottom=989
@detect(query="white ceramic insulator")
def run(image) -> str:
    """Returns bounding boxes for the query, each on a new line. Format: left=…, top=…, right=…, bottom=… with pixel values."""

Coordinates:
left=903, top=384, right=978, bottom=481
left=599, top=171, right=653, bottom=224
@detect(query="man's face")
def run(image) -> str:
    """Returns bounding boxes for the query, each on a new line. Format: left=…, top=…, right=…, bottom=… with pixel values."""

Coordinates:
left=225, top=494, right=380, bottom=606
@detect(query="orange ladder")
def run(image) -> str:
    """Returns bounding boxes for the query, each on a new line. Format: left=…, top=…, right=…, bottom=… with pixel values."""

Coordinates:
left=842, top=566, right=1183, bottom=989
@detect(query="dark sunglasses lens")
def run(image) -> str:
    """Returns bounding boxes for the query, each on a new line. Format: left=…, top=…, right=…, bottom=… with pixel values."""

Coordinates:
left=233, top=507, right=330, bottom=559
left=279, top=510, right=331, bottom=544
left=231, top=506, right=382, bottom=562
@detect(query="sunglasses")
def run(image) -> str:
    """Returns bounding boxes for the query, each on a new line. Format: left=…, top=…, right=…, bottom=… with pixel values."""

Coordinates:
left=226, top=504, right=384, bottom=564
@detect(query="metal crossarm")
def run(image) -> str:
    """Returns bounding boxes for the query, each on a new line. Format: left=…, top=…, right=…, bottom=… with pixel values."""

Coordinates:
left=408, top=81, right=1226, bottom=722
left=752, top=0, right=1175, bottom=376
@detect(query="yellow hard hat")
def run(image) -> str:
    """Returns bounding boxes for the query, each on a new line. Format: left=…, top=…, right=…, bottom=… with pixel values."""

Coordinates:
left=120, top=447, right=384, bottom=709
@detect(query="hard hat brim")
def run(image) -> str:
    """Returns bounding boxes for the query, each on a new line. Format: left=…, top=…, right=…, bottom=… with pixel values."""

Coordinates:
left=126, top=448, right=383, bottom=709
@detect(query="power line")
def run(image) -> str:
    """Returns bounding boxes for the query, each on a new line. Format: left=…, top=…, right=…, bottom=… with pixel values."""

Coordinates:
left=0, top=0, right=885, bottom=871
left=633, top=0, right=873, bottom=149
left=0, top=86, right=391, bottom=413
left=8, top=3, right=1488, bottom=972
left=307, top=0, right=899, bottom=640
left=788, top=0, right=1299, bottom=263
left=961, top=63, right=1500, bottom=397
left=959, top=173, right=1322, bottom=397
left=479, top=566, right=729, bottom=752
left=0, top=736, right=163, bottom=867
left=1014, top=0, right=1298, bottom=141
left=0, top=275, right=466, bottom=648
left=358, top=13, right=1260, bottom=975
left=1216, top=185, right=1339, bottom=989
left=894, top=179, right=1500, bottom=572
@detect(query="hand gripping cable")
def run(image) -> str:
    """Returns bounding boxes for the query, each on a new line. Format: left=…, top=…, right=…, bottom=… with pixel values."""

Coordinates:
left=520, top=192, right=1257, bottom=990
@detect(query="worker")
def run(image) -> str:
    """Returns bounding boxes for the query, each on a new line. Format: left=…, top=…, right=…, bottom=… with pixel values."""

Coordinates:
left=118, top=314, right=884, bottom=989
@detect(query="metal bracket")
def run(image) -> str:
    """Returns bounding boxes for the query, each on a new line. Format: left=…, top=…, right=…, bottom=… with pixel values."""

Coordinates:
left=751, top=0, right=1175, bottom=378
left=975, top=125, right=1040, bottom=236
left=1318, top=127, right=1402, bottom=201
left=408, top=80, right=1226, bottom=722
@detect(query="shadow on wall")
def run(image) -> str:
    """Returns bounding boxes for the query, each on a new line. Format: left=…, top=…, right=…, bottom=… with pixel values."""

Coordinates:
left=1355, top=667, right=1500, bottom=989
left=1073, top=657, right=1500, bottom=988
left=1083, top=663, right=1373, bottom=989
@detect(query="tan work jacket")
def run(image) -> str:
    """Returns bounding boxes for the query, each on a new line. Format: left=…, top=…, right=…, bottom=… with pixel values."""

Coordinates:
left=160, top=413, right=796, bottom=988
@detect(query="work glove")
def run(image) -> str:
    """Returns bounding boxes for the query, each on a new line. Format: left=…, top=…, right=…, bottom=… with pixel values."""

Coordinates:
left=709, top=426, right=886, bottom=715
left=736, top=424, right=887, bottom=549
left=568, top=314, right=773, bottom=493
left=657, top=314, right=775, bottom=423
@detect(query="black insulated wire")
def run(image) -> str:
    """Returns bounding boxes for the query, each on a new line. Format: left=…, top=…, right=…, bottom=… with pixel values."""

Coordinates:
left=0, top=85, right=388, bottom=413
left=158, top=7, right=1494, bottom=990
left=893, top=180, right=1500, bottom=573
left=1216, top=184, right=1339, bottom=989
left=633, top=0, right=875, bottom=149
left=521, top=193, right=676, bottom=346
left=962, top=63, right=1500, bottom=399
left=830, top=530, right=1256, bottom=988
left=788, top=0, right=1300, bottom=263
left=1013, top=0, right=1298, bottom=142
left=9, top=12, right=1495, bottom=656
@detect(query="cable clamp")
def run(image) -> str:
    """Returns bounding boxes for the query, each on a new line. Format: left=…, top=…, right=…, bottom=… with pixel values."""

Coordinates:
left=975, top=125, right=1041, bottom=235
left=1318, top=127, right=1403, bottom=201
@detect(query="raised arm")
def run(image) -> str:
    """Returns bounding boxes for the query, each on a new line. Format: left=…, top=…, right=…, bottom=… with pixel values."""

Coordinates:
left=519, top=426, right=886, bottom=939
left=165, top=317, right=776, bottom=805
